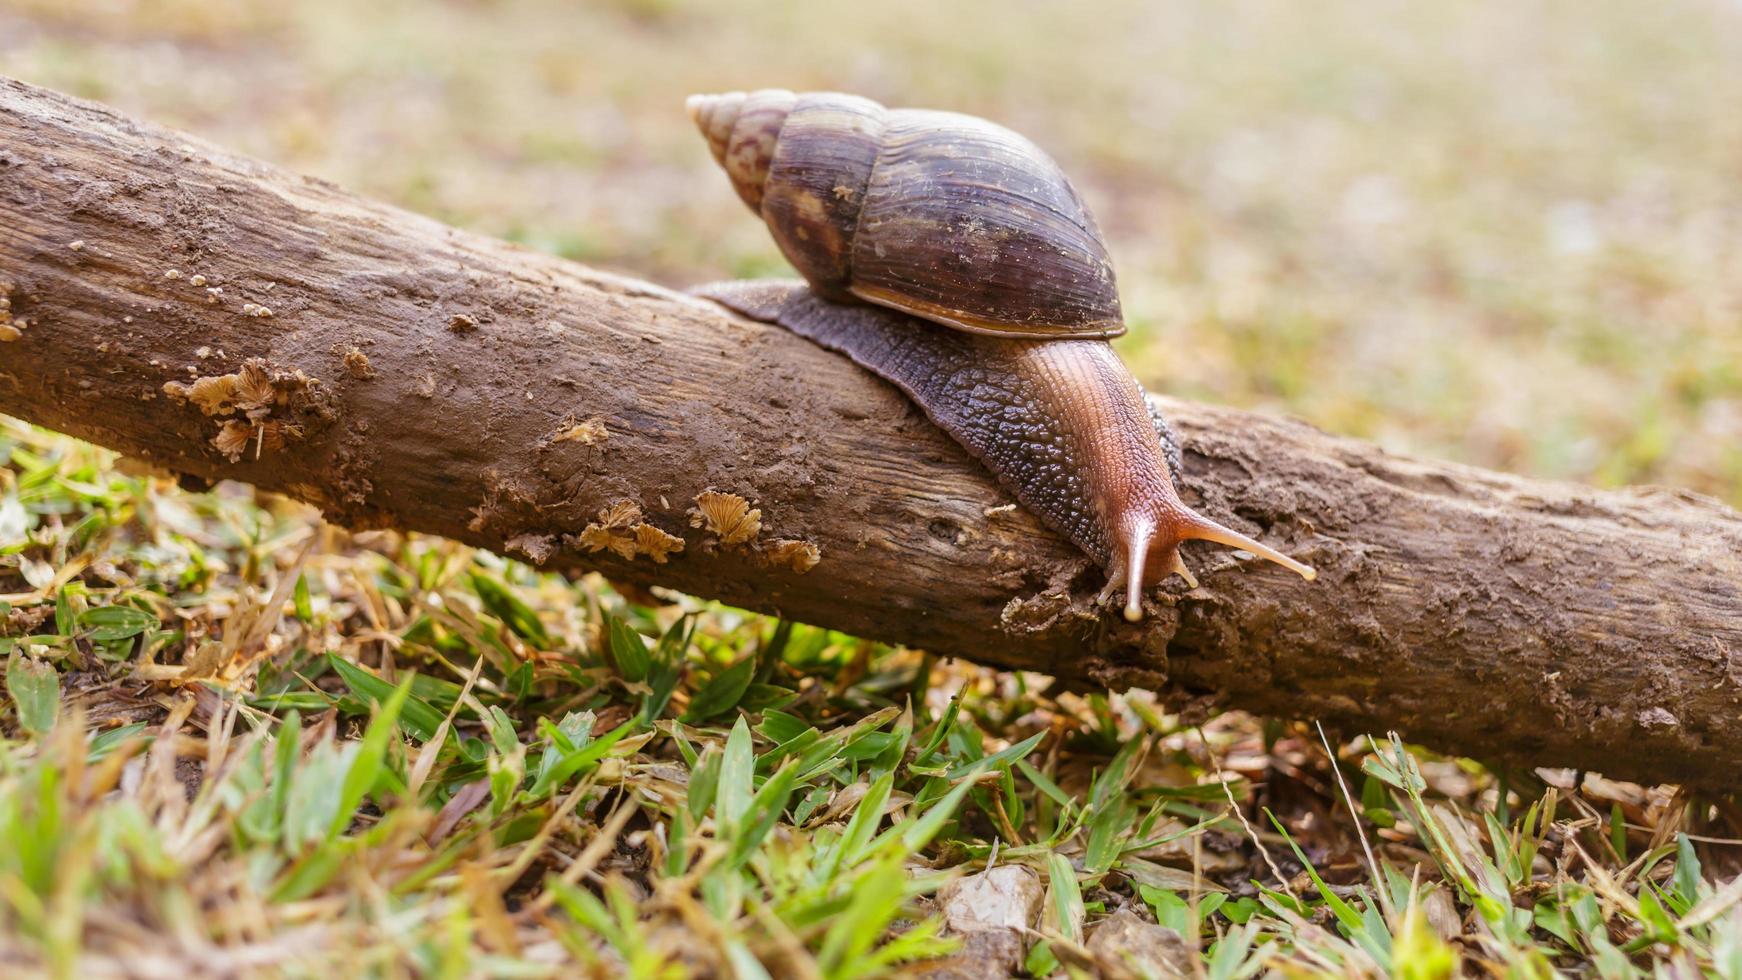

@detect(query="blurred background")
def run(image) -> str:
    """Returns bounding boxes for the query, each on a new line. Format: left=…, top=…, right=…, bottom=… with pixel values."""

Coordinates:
left=4, top=0, right=1739, bottom=504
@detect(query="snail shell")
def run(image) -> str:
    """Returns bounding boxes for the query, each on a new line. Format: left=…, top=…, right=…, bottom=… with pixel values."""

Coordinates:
left=688, top=90, right=1123, bottom=340
left=689, top=92, right=1316, bottom=619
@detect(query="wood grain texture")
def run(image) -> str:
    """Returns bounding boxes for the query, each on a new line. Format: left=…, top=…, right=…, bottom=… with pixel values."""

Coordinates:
left=2, top=76, right=1739, bottom=790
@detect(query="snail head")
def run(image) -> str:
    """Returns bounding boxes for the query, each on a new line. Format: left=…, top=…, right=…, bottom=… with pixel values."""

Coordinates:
left=1103, top=507, right=1316, bottom=623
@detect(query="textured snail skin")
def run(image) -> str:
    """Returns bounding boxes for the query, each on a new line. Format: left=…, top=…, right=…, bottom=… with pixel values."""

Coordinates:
left=689, top=90, right=1123, bottom=340
left=696, top=282, right=1315, bottom=621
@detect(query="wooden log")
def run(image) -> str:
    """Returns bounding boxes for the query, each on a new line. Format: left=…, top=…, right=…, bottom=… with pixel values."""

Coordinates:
left=1, top=76, right=1738, bottom=790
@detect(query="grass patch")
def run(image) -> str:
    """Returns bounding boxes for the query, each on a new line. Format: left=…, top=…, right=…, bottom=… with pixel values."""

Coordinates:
left=2, top=420, right=1739, bottom=976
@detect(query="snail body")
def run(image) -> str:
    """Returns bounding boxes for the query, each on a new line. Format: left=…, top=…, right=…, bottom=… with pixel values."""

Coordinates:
left=690, top=91, right=1314, bottom=620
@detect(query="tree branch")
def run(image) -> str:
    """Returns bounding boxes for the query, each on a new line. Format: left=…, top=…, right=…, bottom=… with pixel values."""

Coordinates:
left=2, top=76, right=1738, bottom=790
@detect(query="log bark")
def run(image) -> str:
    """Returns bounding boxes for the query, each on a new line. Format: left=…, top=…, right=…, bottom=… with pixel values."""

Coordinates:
left=1, top=76, right=1739, bottom=791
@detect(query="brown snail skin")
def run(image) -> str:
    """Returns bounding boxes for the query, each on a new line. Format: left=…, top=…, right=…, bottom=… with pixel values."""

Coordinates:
left=689, top=91, right=1315, bottom=621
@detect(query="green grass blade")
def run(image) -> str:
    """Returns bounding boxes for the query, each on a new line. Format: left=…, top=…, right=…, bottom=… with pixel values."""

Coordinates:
left=5, top=651, right=59, bottom=736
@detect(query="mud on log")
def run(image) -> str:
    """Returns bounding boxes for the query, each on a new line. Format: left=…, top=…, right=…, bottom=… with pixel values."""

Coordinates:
left=1, top=76, right=1739, bottom=791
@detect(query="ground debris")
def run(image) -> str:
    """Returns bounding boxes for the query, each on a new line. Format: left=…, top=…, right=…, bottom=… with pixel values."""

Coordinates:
left=938, top=865, right=1043, bottom=934
left=915, top=865, right=1043, bottom=978
left=2, top=604, right=54, bottom=636
left=912, top=930, right=1026, bottom=980
left=1085, top=907, right=1192, bottom=980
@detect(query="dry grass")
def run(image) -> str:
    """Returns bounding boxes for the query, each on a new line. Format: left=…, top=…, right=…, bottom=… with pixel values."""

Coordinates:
left=3, top=0, right=1742, bottom=975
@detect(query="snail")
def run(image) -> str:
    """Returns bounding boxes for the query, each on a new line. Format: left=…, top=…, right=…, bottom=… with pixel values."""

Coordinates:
left=688, top=90, right=1315, bottom=621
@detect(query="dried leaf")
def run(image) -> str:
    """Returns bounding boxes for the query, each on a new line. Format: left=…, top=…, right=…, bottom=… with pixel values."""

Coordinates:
left=429, top=779, right=491, bottom=845
left=939, top=865, right=1043, bottom=934
left=19, top=557, right=55, bottom=589
left=1085, top=907, right=1192, bottom=980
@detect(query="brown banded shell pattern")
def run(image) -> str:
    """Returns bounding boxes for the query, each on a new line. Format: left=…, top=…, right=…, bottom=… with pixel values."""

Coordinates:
left=688, top=90, right=1125, bottom=340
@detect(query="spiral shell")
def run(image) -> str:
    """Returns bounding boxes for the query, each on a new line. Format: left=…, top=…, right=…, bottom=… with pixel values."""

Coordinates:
left=688, top=89, right=1124, bottom=340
